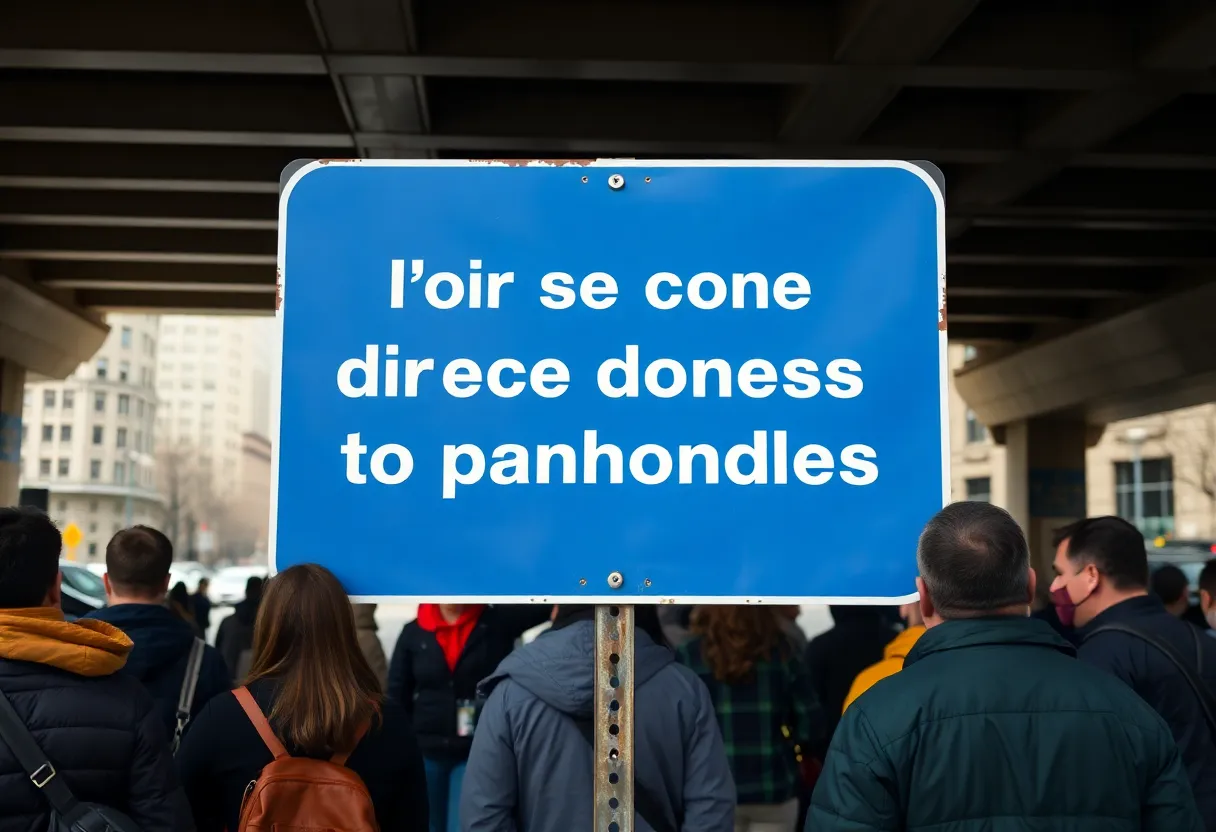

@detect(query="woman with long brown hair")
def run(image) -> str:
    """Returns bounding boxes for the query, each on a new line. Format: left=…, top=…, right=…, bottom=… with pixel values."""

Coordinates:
left=677, top=606, right=822, bottom=832
left=176, top=564, right=429, bottom=831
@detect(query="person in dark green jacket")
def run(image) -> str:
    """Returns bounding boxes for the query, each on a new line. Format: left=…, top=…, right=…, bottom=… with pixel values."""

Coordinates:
left=808, top=501, right=1202, bottom=832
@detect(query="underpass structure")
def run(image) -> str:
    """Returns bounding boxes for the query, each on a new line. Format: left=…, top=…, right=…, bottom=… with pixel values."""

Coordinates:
left=2, top=0, right=1215, bottom=575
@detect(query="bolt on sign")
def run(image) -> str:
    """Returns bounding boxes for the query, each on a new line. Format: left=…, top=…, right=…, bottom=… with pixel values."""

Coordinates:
left=272, top=160, right=947, bottom=604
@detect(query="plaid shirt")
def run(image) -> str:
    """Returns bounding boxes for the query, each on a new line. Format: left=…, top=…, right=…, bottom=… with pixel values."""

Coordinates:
left=677, top=637, right=821, bottom=805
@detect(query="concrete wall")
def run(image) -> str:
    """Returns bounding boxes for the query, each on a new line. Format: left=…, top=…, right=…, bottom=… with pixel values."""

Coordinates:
left=949, top=344, right=1216, bottom=538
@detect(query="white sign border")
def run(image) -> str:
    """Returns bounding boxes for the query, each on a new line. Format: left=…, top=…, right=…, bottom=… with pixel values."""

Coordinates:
left=270, top=158, right=948, bottom=605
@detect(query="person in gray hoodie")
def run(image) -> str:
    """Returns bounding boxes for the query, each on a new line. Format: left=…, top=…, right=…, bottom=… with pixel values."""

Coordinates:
left=460, top=604, right=735, bottom=832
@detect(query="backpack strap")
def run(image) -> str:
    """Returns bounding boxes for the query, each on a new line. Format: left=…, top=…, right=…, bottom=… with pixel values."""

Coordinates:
left=1087, top=622, right=1216, bottom=736
left=0, top=688, right=84, bottom=821
left=329, top=717, right=372, bottom=767
left=172, top=637, right=206, bottom=754
left=234, top=686, right=289, bottom=760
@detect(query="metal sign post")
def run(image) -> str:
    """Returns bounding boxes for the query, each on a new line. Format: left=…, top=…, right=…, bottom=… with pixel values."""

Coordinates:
left=595, top=604, right=635, bottom=831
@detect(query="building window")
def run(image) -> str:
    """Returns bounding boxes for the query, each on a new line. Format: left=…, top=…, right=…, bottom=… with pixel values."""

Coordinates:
left=1115, top=457, right=1175, bottom=538
left=57, top=458, right=69, bottom=477
left=117, top=394, right=130, bottom=414
left=62, top=390, right=74, bottom=409
left=121, top=326, right=132, bottom=348
left=60, top=425, right=71, bottom=442
left=39, top=459, right=50, bottom=477
left=41, top=424, right=53, bottom=442
left=203, top=380, right=216, bottom=391
left=119, top=360, right=130, bottom=382
left=92, top=426, right=103, bottom=445
left=116, top=428, right=127, bottom=448
left=965, top=477, right=991, bottom=502
left=87, top=542, right=97, bottom=557
left=965, top=409, right=988, bottom=444
left=94, top=392, right=106, bottom=412
left=963, top=345, right=978, bottom=361
left=43, top=390, right=55, bottom=408
left=96, top=357, right=108, bottom=379
left=114, top=462, right=126, bottom=484
left=90, top=459, right=101, bottom=480
left=88, top=500, right=97, bottom=512
left=57, top=500, right=66, bottom=512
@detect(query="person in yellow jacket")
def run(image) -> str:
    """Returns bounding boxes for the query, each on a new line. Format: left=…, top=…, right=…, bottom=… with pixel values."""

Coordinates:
left=842, top=601, right=927, bottom=712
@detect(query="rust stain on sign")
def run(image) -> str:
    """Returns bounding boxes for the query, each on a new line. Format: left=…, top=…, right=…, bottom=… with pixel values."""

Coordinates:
left=471, top=158, right=594, bottom=167
left=276, top=269, right=282, bottom=311
left=316, top=158, right=361, bottom=166
left=938, top=296, right=947, bottom=331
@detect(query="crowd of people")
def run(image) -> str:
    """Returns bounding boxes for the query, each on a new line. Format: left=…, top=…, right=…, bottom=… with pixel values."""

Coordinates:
left=0, top=502, right=1214, bottom=830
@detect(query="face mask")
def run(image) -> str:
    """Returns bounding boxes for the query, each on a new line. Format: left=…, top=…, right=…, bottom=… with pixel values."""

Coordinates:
left=1051, top=571, right=1095, bottom=628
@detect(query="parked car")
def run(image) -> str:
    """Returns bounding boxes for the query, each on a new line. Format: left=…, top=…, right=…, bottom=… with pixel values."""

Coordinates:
left=169, top=561, right=214, bottom=594
left=208, top=564, right=269, bottom=605
left=59, top=560, right=107, bottom=619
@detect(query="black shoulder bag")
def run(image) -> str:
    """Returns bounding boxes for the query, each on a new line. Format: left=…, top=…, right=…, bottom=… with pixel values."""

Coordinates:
left=1086, top=622, right=1216, bottom=735
left=567, top=714, right=681, bottom=832
left=0, top=688, right=141, bottom=831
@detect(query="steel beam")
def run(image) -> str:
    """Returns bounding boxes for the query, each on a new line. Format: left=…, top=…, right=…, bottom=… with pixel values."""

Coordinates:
left=950, top=6, right=1216, bottom=227
left=6, top=48, right=1215, bottom=93
left=31, top=261, right=273, bottom=293
left=780, top=0, right=980, bottom=142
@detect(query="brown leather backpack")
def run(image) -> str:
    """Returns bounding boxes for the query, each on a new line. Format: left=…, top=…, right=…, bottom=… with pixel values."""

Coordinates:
left=234, top=686, right=379, bottom=832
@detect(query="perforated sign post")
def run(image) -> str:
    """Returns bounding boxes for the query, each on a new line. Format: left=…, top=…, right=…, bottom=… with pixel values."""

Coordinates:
left=275, top=159, right=947, bottom=831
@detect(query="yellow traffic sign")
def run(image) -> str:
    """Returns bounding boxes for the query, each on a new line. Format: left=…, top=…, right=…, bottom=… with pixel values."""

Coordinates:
left=62, top=522, right=82, bottom=550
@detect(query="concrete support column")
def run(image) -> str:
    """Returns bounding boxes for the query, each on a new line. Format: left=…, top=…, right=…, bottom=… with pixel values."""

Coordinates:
left=998, top=417, right=1102, bottom=601
left=0, top=359, right=25, bottom=507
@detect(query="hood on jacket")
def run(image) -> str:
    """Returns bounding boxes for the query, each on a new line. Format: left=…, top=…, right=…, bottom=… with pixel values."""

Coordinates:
left=0, top=606, right=131, bottom=676
left=883, top=625, right=926, bottom=661
left=479, top=619, right=672, bottom=719
left=87, top=603, right=197, bottom=682
left=352, top=603, right=378, bottom=631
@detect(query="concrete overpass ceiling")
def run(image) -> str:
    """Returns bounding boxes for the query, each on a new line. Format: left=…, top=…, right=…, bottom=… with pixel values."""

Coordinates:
left=0, top=0, right=1213, bottom=340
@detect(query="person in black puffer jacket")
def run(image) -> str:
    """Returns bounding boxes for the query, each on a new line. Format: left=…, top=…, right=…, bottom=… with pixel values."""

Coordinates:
left=388, top=604, right=551, bottom=832
left=0, top=507, right=193, bottom=831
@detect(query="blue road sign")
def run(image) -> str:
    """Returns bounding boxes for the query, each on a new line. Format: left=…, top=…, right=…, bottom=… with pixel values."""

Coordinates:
left=274, top=160, right=946, bottom=602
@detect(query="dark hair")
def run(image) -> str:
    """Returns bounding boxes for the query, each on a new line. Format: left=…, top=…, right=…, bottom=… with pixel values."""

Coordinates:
left=691, top=606, right=786, bottom=683
left=245, top=575, right=265, bottom=601
left=0, top=508, right=61, bottom=608
left=1151, top=564, right=1189, bottom=605
left=169, top=581, right=191, bottom=608
left=106, top=526, right=173, bottom=596
left=917, top=502, right=1030, bottom=617
left=247, top=565, right=381, bottom=755
left=168, top=581, right=194, bottom=624
left=1199, top=560, right=1216, bottom=600
left=1052, top=519, right=1086, bottom=549
left=1061, top=516, right=1148, bottom=591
